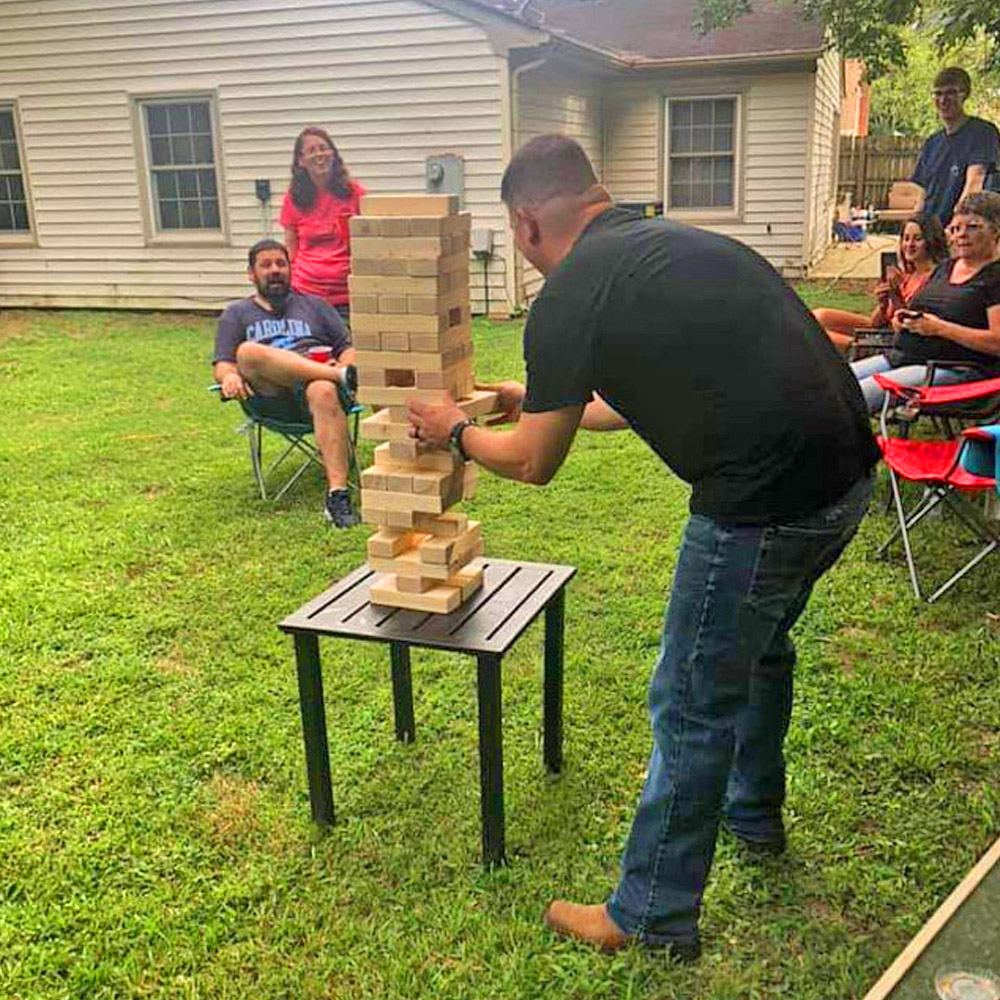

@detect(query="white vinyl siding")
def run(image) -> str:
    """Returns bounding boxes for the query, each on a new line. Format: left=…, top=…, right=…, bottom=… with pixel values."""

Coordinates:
left=604, top=68, right=816, bottom=276
left=514, top=61, right=603, bottom=302
left=0, top=0, right=508, bottom=311
left=803, top=47, right=840, bottom=270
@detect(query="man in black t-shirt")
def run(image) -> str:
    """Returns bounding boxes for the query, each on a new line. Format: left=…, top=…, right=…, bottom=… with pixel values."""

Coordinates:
left=409, top=136, right=878, bottom=960
left=911, top=67, right=1000, bottom=224
left=212, top=239, right=358, bottom=527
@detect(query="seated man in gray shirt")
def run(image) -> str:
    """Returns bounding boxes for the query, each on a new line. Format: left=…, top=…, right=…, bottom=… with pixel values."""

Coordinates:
left=213, top=238, right=358, bottom=527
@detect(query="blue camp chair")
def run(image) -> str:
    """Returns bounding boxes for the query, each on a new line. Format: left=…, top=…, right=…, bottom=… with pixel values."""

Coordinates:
left=211, top=372, right=362, bottom=502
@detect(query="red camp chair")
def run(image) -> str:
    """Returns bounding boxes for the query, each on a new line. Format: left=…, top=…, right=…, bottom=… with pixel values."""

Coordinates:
left=876, top=373, right=1000, bottom=601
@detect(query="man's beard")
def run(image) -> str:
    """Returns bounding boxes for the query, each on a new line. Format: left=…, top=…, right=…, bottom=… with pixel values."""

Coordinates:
left=260, top=278, right=291, bottom=314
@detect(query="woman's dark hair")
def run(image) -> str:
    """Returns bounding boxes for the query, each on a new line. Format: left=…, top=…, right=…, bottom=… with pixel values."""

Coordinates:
left=288, top=126, right=352, bottom=209
left=900, top=212, right=948, bottom=270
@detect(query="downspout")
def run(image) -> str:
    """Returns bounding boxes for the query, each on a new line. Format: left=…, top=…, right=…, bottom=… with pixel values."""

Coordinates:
left=500, top=55, right=548, bottom=314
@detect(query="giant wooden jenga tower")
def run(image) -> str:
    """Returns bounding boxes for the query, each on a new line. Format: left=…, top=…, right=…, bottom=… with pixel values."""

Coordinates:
left=349, top=194, right=497, bottom=614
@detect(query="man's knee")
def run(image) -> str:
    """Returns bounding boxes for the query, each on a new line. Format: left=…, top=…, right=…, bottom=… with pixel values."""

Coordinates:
left=236, top=340, right=268, bottom=370
left=305, top=379, right=343, bottom=415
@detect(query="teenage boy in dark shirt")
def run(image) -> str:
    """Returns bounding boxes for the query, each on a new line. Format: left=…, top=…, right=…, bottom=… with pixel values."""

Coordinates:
left=408, top=135, right=879, bottom=960
left=911, top=67, right=1000, bottom=224
left=213, top=239, right=358, bottom=527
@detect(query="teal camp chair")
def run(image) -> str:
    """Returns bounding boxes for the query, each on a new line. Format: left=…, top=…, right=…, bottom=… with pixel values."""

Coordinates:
left=211, top=372, right=362, bottom=502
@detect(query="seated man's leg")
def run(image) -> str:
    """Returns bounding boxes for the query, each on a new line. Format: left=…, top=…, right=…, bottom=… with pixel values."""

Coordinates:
left=305, top=381, right=358, bottom=529
left=236, top=341, right=343, bottom=391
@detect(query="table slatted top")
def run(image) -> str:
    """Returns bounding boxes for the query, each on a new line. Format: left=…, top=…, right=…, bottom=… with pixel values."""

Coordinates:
left=279, top=559, right=576, bottom=655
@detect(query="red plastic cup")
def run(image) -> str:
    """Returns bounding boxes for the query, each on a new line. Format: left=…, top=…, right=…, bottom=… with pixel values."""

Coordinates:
left=307, top=346, right=333, bottom=364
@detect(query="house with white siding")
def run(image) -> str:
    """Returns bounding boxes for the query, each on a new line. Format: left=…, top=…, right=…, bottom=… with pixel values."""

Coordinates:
left=0, top=0, right=840, bottom=314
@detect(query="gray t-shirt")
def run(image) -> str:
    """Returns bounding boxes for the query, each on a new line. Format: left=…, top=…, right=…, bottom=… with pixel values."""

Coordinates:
left=213, top=292, right=349, bottom=364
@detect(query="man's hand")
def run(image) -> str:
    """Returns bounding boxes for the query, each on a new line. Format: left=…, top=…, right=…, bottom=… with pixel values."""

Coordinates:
left=476, top=380, right=525, bottom=426
left=407, top=398, right=467, bottom=447
left=220, top=371, right=253, bottom=400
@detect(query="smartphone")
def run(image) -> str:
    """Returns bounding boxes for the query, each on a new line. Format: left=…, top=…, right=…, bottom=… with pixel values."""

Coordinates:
left=880, top=251, right=899, bottom=281
left=898, top=309, right=924, bottom=320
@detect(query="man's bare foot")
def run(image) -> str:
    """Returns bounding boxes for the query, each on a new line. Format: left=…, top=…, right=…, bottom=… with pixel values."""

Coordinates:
left=543, top=901, right=630, bottom=952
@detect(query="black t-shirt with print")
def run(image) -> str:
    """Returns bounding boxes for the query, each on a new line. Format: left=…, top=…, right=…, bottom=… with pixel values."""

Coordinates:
left=522, top=208, right=879, bottom=523
left=213, top=291, right=350, bottom=365
left=898, top=259, right=1000, bottom=368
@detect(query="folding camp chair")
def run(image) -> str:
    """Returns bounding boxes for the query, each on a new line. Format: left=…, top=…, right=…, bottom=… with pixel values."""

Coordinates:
left=846, top=327, right=895, bottom=362
left=876, top=366, right=1000, bottom=440
left=876, top=374, right=1000, bottom=601
left=211, top=374, right=362, bottom=502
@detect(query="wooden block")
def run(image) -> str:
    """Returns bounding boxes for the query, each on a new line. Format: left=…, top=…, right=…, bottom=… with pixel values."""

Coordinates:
left=378, top=294, right=408, bottom=314
left=374, top=442, right=461, bottom=472
left=351, top=236, right=448, bottom=259
left=352, top=328, right=381, bottom=350
left=416, top=359, right=473, bottom=390
left=386, top=470, right=413, bottom=493
left=349, top=217, right=381, bottom=237
left=408, top=324, right=472, bottom=355
left=349, top=293, right=379, bottom=314
left=407, top=251, right=470, bottom=277
left=354, top=347, right=463, bottom=373
left=367, top=528, right=423, bottom=558
left=362, top=505, right=421, bottom=529
left=357, top=366, right=388, bottom=387
left=456, top=390, right=500, bottom=418
left=350, top=273, right=450, bottom=296
left=359, top=410, right=411, bottom=443
left=379, top=217, right=411, bottom=237
left=380, top=331, right=410, bottom=351
left=410, top=468, right=453, bottom=496
left=418, top=521, right=482, bottom=564
left=360, top=194, right=458, bottom=217
left=368, top=536, right=482, bottom=581
left=360, top=488, right=446, bottom=514
left=413, top=511, right=468, bottom=537
left=463, top=461, right=478, bottom=500
left=352, top=312, right=453, bottom=335
left=396, top=574, right=437, bottom=593
left=369, top=575, right=462, bottom=614
left=449, top=562, right=484, bottom=601
left=408, top=288, right=468, bottom=316
left=356, top=386, right=451, bottom=407
left=360, top=469, right=388, bottom=491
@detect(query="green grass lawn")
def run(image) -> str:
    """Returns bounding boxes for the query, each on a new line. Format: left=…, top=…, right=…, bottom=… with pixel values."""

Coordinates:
left=1, top=291, right=998, bottom=1000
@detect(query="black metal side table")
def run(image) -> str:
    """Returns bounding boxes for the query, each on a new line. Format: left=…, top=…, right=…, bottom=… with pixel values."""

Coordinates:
left=279, top=558, right=576, bottom=867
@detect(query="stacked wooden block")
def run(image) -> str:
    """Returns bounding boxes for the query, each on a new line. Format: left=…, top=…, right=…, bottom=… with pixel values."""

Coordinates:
left=349, top=193, right=497, bottom=614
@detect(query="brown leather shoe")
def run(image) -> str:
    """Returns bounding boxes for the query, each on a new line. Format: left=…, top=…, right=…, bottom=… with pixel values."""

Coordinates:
left=543, top=901, right=631, bottom=952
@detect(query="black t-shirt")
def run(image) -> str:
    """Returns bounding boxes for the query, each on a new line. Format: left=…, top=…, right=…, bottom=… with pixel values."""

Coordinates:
left=522, top=208, right=879, bottom=522
left=213, top=292, right=349, bottom=364
left=910, top=117, right=1000, bottom=223
left=898, top=259, right=1000, bottom=368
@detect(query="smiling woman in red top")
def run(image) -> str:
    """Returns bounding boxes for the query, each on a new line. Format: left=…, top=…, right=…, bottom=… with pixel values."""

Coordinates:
left=280, top=127, right=365, bottom=325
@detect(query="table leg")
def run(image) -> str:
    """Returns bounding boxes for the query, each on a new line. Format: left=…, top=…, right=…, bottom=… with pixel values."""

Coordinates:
left=476, top=653, right=506, bottom=867
left=293, top=632, right=334, bottom=826
left=390, top=641, right=416, bottom=743
left=543, top=587, right=565, bottom=774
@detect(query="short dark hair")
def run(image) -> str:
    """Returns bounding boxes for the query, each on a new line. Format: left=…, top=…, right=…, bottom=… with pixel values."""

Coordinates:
left=500, top=134, right=598, bottom=208
left=953, top=191, right=1000, bottom=232
left=247, top=238, right=288, bottom=269
left=933, top=67, right=971, bottom=96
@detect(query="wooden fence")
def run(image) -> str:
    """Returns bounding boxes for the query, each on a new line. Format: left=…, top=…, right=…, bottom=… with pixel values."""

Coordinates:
left=839, top=135, right=923, bottom=209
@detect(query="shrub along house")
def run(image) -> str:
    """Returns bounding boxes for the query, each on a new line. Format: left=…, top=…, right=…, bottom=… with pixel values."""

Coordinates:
left=0, top=0, right=839, bottom=313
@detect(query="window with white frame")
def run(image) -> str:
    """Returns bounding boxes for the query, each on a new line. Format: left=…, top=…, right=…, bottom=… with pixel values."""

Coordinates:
left=666, top=97, right=738, bottom=212
left=0, top=106, right=31, bottom=233
left=139, top=98, right=221, bottom=232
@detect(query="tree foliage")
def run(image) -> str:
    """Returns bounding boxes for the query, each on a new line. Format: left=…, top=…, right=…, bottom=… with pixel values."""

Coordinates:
left=693, top=0, right=999, bottom=78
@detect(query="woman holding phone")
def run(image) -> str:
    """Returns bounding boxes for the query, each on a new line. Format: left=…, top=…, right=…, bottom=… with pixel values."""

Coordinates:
left=813, top=213, right=947, bottom=353
left=851, top=192, right=1000, bottom=412
left=280, top=126, right=365, bottom=327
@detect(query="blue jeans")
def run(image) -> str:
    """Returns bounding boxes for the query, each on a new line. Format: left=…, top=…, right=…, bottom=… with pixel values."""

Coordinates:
left=851, top=353, right=972, bottom=413
left=606, top=474, right=873, bottom=950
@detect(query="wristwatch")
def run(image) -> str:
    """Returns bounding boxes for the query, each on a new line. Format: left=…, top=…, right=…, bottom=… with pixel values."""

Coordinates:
left=448, top=418, right=476, bottom=460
